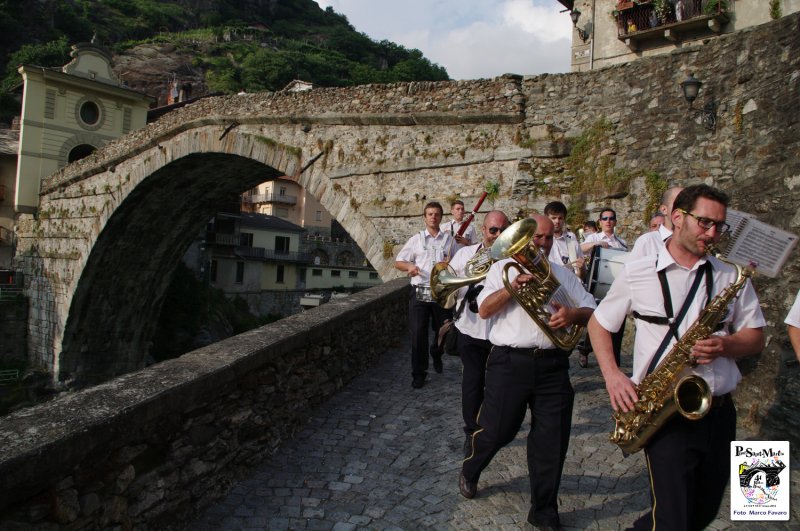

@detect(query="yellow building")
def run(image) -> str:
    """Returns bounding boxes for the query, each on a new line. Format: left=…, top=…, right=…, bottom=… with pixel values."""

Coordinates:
left=15, top=37, right=152, bottom=213
left=0, top=129, right=19, bottom=268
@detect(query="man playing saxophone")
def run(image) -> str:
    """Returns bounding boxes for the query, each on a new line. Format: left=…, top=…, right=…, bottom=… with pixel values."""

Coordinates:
left=587, top=184, right=766, bottom=530
left=448, top=210, right=511, bottom=457
left=459, top=214, right=595, bottom=530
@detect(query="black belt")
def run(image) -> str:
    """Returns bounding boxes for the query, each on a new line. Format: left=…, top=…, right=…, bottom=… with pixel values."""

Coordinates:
left=500, top=346, right=569, bottom=358
left=711, top=393, right=731, bottom=409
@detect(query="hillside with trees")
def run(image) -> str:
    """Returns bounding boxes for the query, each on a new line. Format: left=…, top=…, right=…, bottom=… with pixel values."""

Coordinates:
left=0, top=0, right=449, bottom=121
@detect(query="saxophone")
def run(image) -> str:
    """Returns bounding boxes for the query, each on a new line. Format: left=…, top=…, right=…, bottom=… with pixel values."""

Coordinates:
left=610, top=252, right=753, bottom=454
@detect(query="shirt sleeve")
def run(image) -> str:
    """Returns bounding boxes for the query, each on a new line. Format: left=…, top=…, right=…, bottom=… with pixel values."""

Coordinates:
left=786, top=290, right=800, bottom=328
left=396, top=234, right=418, bottom=264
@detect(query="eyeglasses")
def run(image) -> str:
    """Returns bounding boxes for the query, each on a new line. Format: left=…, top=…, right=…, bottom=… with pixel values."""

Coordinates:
left=487, top=226, right=508, bottom=235
left=599, top=216, right=616, bottom=221
left=678, top=209, right=730, bottom=234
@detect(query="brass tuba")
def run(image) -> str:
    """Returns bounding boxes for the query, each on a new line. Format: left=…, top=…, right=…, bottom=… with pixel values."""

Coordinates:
left=430, top=247, right=493, bottom=309
left=490, top=218, right=584, bottom=350
left=609, top=250, right=753, bottom=454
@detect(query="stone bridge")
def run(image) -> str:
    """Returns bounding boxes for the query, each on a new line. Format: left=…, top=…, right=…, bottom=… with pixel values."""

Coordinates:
left=14, top=12, right=800, bottom=408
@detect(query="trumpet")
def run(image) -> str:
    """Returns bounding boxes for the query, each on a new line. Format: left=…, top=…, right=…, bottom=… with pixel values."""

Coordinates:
left=491, top=218, right=584, bottom=350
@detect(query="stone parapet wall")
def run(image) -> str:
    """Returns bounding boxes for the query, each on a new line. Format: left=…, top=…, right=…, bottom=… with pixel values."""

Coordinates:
left=0, top=280, right=409, bottom=529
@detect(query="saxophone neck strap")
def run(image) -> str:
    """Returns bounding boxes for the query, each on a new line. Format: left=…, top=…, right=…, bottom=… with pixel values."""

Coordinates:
left=645, top=261, right=713, bottom=375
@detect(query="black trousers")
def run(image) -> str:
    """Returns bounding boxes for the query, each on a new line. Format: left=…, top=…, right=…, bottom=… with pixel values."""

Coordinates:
left=458, top=330, right=491, bottom=437
left=408, top=289, right=451, bottom=378
left=581, top=320, right=625, bottom=366
left=632, top=397, right=736, bottom=531
left=462, top=346, right=573, bottom=527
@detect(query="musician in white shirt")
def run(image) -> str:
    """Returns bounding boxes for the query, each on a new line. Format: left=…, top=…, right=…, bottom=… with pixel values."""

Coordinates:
left=629, top=186, right=684, bottom=260
left=785, top=290, right=800, bottom=362
left=581, top=207, right=628, bottom=253
left=588, top=184, right=765, bottom=531
left=544, top=201, right=585, bottom=279
left=395, top=202, right=459, bottom=389
left=449, top=210, right=510, bottom=456
left=441, top=200, right=478, bottom=246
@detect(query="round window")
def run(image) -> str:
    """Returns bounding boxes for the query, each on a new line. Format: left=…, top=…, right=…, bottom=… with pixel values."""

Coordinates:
left=79, top=101, right=100, bottom=125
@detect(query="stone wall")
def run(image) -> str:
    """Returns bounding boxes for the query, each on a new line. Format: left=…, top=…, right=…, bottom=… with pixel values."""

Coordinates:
left=0, top=280, right=409, bottom=529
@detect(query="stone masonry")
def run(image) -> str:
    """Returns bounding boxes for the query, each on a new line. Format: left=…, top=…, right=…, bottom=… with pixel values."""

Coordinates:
left=10, top=14, right=800, bottom=439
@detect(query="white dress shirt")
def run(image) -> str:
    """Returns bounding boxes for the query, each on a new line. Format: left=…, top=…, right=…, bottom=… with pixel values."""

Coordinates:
left=450, top=243, right=491, bottom=340
left=628, top=224, right=672, bottom=260
left=549, top=231, right=584, bottom=272
left=478, top=257, right=596, bottom=349
left=785, top=290, right=800, bottom=328
left=593, top=252, right=766, bottom=396
left=396, top=229, right=458, bottom=286
left=442, top=219, right=478, bottom=245
left=584, top=231, right=628, bottom=250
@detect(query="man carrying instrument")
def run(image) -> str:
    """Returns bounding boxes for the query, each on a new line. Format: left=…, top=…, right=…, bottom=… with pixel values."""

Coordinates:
left=442, top=200, right=478, bottom=246
left=581, top=207, right=628, bottom=254
left=395, top=201, right=458, bottom=389
left=459, top=214, right=595, bottom=531
left=449, top=210, right=510, bottom=456
left=587, top=185, right=765, bottom=530
left=544, top=201, right=585, bottom=280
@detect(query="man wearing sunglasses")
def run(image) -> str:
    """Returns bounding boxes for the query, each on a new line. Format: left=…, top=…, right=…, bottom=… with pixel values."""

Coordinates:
left=588, top=184, right=765, bottom=531
left=447, top=211, right=511, bottom=457
left=581, top=207, right=628, bottom=253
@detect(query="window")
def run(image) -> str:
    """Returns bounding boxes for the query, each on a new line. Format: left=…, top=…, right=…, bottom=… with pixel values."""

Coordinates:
left=276, top=265, right=285, bottom=283
left=275, top=236, right=290, bottom=253
left=348, top=271, right=358, bottom=279
left=236, top=262, right=244, bottom=284
left=312, top=269, right=323, bottom=277
left=240, top=232, right=253, bottom=247
left=331, top=270, right=341, bottom=277
left=275, top=207, right=289, bottom=218
left=79, top=101, right=100, bottom=125
left=315, top=210, right=322, bottom=221
left=210, top=260, right=218, bottom=282
left=369, top=272, right=379, bottom=280
left=279, top=186, right=287, bottom=197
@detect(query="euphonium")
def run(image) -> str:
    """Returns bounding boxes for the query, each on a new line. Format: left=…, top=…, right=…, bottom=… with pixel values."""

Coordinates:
left=430, top=247, right=493, bottom=309
left=609, top=250, right=753, bottom=454
left=490, top=218, right=584, bottom=350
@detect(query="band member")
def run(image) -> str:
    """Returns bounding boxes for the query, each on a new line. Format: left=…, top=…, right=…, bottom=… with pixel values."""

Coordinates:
left=460, top=214, right=595, bottom=530
left=442, top=200, right=478, bottom=246
left=544, top=201, right=585, bottom=279
left=581, top=207, right=627, bottom=253
left=449, top=210, right=511, bottom=456
left=786, top=290, right=800, bottom=362
left=588, top=185, right=765, bottom=530
left=629, top=186, right=684, bottom=260
left=649, top=212, right=665, bottom=231
left=395, top=202, right=458, bottom=388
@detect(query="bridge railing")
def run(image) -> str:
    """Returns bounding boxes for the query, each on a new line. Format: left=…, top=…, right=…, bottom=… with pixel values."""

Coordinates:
left=0, top=279, right=411, bottom=529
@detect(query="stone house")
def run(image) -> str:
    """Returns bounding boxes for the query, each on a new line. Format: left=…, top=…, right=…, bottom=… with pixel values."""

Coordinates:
left=560, top=0, right=800, bottom=72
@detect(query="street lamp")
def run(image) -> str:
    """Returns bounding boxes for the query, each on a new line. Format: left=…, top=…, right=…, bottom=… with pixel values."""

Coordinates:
left=680, top=73, right=716, bottom=132
left=570, top=9, right=591, bottom=43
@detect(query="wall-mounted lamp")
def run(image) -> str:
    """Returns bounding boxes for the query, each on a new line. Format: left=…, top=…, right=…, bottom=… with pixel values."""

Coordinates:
left=680, top=73, right=716, bottom=132
left=570, top=9, right=591, bottom=43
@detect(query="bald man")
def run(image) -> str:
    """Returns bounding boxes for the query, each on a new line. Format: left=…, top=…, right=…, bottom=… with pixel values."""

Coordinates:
left=459, top=214, right=596, bottom=530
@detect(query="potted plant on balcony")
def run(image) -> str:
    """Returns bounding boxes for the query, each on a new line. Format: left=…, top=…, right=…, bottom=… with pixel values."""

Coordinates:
left=652, top=0, right=672, bottom=24
left=703, top=0, right=729, bottom=15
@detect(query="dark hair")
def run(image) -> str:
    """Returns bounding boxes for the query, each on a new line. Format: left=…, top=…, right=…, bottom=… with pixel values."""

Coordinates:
left=451, top=200, right=465, bottom=208
left=543, top=201, right=567, bottom=217
left=583, top=220, right=597, bottom=230
left=650, top=212, right=666, bottom=221
left=672, top=184, right=729, bottom=213
left=424, top=201, right=444, bottom=216
left=598, top=207, right=616, bottom=219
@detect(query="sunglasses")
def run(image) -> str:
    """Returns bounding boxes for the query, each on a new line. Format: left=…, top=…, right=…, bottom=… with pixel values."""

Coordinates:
left=600, top=216, right=616, bottom=221
left=487, top=226, right=508, bottom=235
left=678, top=209, right=730, bottom=234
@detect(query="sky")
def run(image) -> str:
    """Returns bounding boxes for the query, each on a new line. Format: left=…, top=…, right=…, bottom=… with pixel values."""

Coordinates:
left=312, top=0, right=573, bottom=80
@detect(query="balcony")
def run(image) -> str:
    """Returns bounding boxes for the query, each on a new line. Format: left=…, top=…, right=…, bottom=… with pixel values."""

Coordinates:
left=242, top=192, right=298, bottom=206
left=616, top=0, right=729, bottom=50
left=235, top=246, right=312, bottom=263
left=205, top=232, right=239, bottom=246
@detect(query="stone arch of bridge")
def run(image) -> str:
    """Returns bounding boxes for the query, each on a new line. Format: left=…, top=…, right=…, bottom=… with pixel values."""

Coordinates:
left=44, top=125, right=389, bottom=385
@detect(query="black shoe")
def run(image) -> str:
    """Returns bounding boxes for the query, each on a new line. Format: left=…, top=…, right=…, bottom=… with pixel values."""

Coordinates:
left=433, top=354, right=443, bottom=374
left=412, top=375, right=426, bottom=389
left=458, top=472, right=477, bottom=499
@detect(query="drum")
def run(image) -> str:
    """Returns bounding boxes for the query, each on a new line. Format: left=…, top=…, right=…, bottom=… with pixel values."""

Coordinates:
left=415, top=284, right=434, bottom=302
left=585, top=247, right=629, bottom=300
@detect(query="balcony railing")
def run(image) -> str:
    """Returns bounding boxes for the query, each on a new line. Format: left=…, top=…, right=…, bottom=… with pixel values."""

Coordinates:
left=205, top=232, right=239, bottom=246
left=242, top=192, right=298, bottom=206
left=235, top=246, right=312, bottom=263
left=616, top=0, right=729, bottom=46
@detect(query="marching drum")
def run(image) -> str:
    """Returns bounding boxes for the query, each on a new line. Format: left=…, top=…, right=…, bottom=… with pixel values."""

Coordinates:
left=415, top=284, right=434, bottom=302
left=585, top=247, right=628, bottom=300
